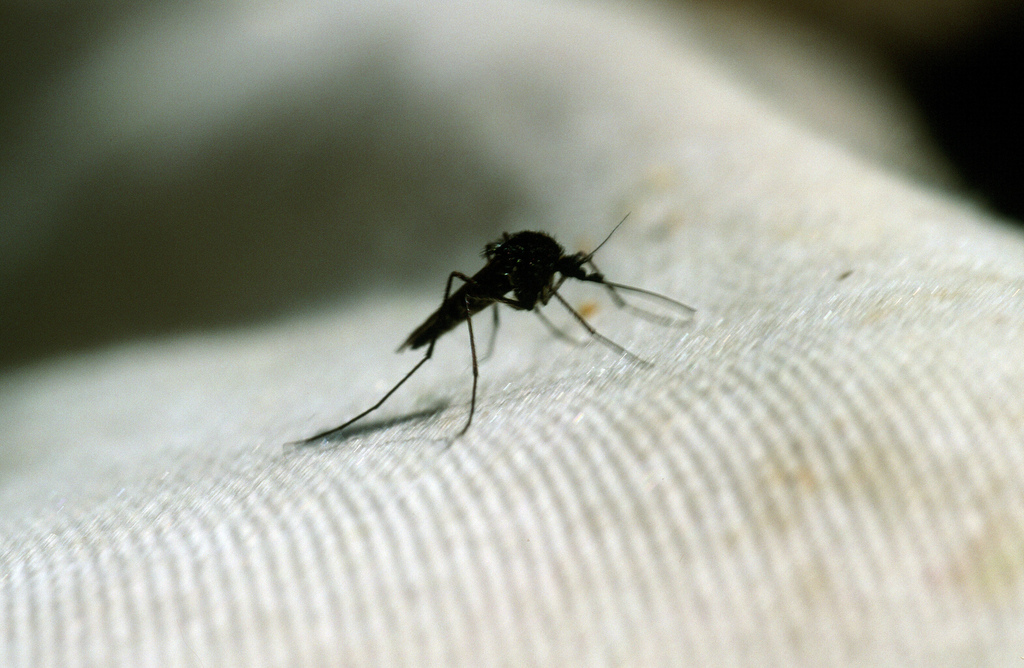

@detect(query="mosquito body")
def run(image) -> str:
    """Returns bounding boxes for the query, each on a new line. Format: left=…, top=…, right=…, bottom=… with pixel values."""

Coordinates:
left=299, top=216, right=693, bottom=443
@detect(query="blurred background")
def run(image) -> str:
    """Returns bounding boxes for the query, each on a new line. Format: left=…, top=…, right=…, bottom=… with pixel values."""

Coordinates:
left=1, top=0, right=1021, bottom=373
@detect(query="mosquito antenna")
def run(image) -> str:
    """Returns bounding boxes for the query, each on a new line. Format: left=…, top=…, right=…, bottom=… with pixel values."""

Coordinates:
left=583, top=213, right=630, bottom=261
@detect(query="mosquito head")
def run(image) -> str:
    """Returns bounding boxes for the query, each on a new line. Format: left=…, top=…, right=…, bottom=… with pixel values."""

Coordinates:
left=557, top=252, right=608, bottom=286
left=556, top=252, right=589, bottom=281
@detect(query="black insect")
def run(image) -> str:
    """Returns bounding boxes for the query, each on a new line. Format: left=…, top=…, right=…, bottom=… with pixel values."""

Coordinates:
left=299, top=215, right=694, bottom=443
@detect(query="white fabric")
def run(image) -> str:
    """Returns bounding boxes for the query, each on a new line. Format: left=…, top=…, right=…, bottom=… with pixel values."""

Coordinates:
left=2, top=0, right=1023, bottom=665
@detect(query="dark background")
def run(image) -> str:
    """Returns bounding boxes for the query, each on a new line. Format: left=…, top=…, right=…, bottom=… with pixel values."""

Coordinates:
left=898, top=5, right=1024, bottom=222
left=1, top=0, right=1021, bottom=372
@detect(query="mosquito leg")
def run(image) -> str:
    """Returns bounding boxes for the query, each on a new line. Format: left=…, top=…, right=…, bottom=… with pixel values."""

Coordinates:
left=459, top=293, right=479, bottom=436
left=298, top=339, right=437, bottom=443
left=480, top=304, right=500, bottom=361
left=490, top=294, right=584, bottom=345
left=585, top=260, right=694, bottom=325
left=551, top=290, right=650, bottom=367
left=301, top=268, right=480, bottom=443
left=586, top=259, right=626, bottom=307
left=535, top=308, right=585, bottom=345
left=443, top=271, right=476, bottom=300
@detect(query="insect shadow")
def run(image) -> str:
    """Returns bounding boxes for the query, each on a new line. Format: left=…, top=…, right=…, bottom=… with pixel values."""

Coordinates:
left=291, top=404, right=448, bottom=447
left=297, top=214, right=694, bottom=444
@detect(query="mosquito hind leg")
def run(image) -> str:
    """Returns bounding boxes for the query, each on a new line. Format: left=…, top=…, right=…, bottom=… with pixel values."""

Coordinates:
left=299, top=270, right=480, bottom=444
left=298, top=339, right=437, bottom=444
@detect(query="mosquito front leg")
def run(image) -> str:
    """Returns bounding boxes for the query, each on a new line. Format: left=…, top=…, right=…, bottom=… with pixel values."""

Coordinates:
left=551, top=290, right=649, bottom=367
left=534, top=308, right=586, bottom=345
left=585, top=259, right=626, bottom=307
left=585, top=259, right=695, bottom=325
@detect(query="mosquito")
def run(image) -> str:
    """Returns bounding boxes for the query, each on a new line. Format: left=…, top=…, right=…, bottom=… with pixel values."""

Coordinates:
left=298, top=215, right=694, bottom=443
